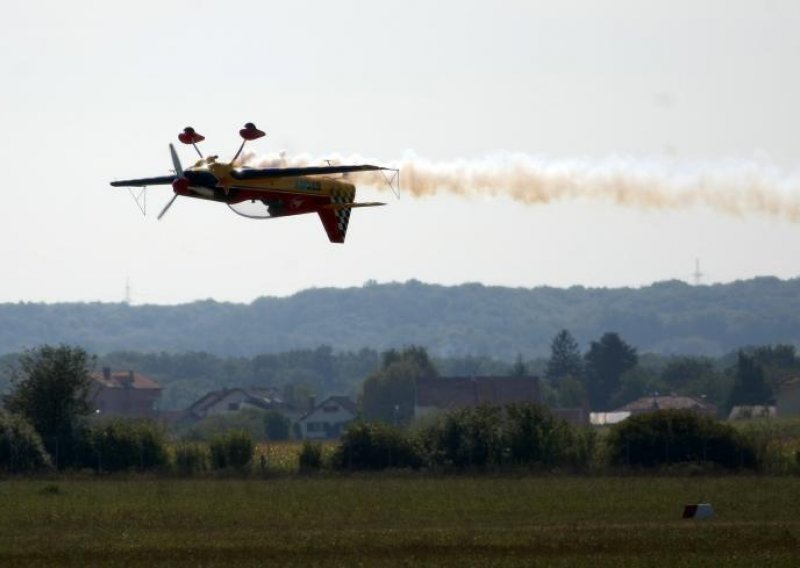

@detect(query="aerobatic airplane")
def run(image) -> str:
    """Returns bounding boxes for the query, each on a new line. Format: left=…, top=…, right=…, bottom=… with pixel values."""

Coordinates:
left=110, top=123, right=398, bottom=243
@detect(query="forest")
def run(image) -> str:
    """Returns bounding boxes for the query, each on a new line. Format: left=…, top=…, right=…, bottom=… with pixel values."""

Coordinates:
left=0, top=277, right=799, bottom=359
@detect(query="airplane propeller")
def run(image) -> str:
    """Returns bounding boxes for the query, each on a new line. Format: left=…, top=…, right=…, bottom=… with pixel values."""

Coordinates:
left=157, top=143, right=189, bottom=220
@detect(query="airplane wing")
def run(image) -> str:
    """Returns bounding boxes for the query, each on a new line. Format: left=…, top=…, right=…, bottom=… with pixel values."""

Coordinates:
left=231, top=164, right=392, bottom=181
left=110, top=176, right=174, bottom=187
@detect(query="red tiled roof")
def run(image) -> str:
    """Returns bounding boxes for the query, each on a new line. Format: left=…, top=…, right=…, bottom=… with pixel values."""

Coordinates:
left=327, top=396, right=358, bottom=415
left=297, top=396, right=358, bottom=422
left=778, top=376, right=800, bottom=389
left=551, top=407, right=590, bottom=425
left=415, top=376, right=541, bottom=409
left=91, top=370, right=162, bottom=390
left=615, top=394, right=715, bottom=413
left=185, top=387, right=285, bottom=415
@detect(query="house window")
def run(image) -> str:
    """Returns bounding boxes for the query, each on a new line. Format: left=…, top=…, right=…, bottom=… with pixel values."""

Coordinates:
left=323, top=405, right=338, bottom=413
left=307, top=422, right=323, bottom=432
left=228, top=402, right=240, bottom=411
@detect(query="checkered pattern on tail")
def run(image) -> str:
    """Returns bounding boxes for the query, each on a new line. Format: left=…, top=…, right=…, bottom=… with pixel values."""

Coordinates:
left=332, top=193, right=353, bottom=240
left=318, top=188, right=356, bottom=243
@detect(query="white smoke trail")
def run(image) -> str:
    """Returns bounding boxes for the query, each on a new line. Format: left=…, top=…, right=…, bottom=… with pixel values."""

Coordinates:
left=239, top=151, right=800, bottom=222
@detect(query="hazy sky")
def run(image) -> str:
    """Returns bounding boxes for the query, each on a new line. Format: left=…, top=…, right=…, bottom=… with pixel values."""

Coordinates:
left=2, top=0, right=799, bottom=304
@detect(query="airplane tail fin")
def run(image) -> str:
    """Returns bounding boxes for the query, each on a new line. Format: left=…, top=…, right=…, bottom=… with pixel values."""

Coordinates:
left=317, top=189, right=385, bottom=243
left=318, top=190, right=355, bottom=243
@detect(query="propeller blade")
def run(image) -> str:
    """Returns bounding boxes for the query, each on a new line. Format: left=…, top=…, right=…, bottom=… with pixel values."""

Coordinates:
left=169, top=144, right=184, bottom=177
left=157, top=193, right=179, bottom=220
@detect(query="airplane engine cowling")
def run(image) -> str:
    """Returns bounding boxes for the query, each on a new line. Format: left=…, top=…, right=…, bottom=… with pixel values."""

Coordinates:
left=171, top=177, right=191, bottom=195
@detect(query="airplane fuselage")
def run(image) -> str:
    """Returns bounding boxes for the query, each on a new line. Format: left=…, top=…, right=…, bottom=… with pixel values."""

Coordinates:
left=110, top=129, right=392, bottom=243
left=180, top=158, right=357, bottom=213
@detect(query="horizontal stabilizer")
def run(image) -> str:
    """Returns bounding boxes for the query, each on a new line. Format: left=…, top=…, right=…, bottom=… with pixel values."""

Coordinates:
left=324, top=202, right=385, bottom=210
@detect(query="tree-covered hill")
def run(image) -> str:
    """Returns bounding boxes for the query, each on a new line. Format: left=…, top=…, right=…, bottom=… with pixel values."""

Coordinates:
left=1, top=277, right=799, bottom=359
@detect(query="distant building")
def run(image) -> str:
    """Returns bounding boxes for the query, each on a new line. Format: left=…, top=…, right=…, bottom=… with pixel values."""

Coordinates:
left=90, top=368, right=163, bottom=418
left=612, top=394, right=717, bottom=419
left=776, top=377, right=800, bottom=417
left=551, top=402, right=592, bottom=426
left=414, top=376, right=541, bottom=419
left=184, top=387, right=294, bottom=422
left=590, top=411, right=631, bottom=426
left=296, top=396, right=358, bottom=440
left=728, top=405, right=777, bottom=420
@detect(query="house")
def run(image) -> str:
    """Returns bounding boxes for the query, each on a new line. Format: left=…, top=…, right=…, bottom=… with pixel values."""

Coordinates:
left=551, top=401, right=592, bottom=426
left=414, top=376, right=541, bottom=419
left=590, top=411, right=631, bottom=426
left=776, top=377, right=800, bottom=417
left=296, top=396, right=358, bottom=440
left=183, top=387, right=294, bottom=422
left=728, top=405, right=777, bottom=420
left=90, top=367, right=163, bottom=418
left=612, top=394, right=718, bottom=419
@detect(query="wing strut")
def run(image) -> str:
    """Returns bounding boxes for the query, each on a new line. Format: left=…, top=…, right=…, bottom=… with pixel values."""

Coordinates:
left=127, top=187, right=147, bottom=216
left=380, top=168, right=401, bottom=198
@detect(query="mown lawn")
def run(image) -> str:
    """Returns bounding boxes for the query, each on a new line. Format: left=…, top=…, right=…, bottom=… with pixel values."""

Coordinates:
left=0, top=476, right=798, bottom=566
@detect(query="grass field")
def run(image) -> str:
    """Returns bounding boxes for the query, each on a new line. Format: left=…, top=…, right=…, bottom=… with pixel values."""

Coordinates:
left=0, top=475, right=798, bottom=566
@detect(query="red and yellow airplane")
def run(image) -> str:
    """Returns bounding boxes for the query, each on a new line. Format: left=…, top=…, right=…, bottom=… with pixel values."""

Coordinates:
left=110, top=123, right=398, bottom=243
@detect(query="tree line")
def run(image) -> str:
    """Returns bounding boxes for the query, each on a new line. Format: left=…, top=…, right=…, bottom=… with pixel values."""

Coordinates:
left=0, top=344, right=795, bottom=475
left=1, top=277, right=800, bottom=359
left=1, top=333, right=794, bottom=419
left=360, top=333, right=797, bottom=421
left=543, top=330, right=797, bottom=412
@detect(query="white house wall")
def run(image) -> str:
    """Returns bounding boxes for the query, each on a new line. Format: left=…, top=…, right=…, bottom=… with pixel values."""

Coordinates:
left=300, top=401, right=355, bottom=439
left=203, top=391, right=251, bottom=417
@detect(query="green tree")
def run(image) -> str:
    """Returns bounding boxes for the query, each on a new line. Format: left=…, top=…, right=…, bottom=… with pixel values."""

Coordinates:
left=185, top=409, right=268, bottom=442
left=752, top=344, right=798, bottom=369
left=331, top=422, right=421, bottom=470
left=751, top=344, right=800, bottom=386
left=263, top=410, right=290, bottom=441
left=504, top=403, right=577, bottom=467
left=583, top=333, right=638, bottom=411
left=361, top=346, right=437, bottom=425
left=555, top=376, right=587, bottom=407
left=509, top=354, right=528, bottom=377
left=83, top=419, right=168, bottom=473
left=545, top=330, right=583, bottom=381
left=381, top=346, right=437, bottom=377
left=611, top=366, right=658, bottom=408
left=607, top=409, right=756, bottom=470
left=0, top=413, right=52, bottom=473
left=2, top=345, right=94, bottom=467
left=209, top=430, right=254, bottom=471
left=727, top=352, right=772, bottom=409
left=659, top=356, right=717, bottom=393
left=282, top=383, right=315, bottom=411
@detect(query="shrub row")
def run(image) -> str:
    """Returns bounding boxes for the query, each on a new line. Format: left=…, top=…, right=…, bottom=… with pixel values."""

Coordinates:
left=324, top=403, right=596, bottom=472
left=0, top=407, right=767, bottom=475
left=321, top=406, right=759, bottom=473
left=606, top=409, right=757, bottom=470
left=80, top=419, right=169, bottom=472
left=0, top=413, right=52, bottom=473
left=0, top=415, right=257, bottom=475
